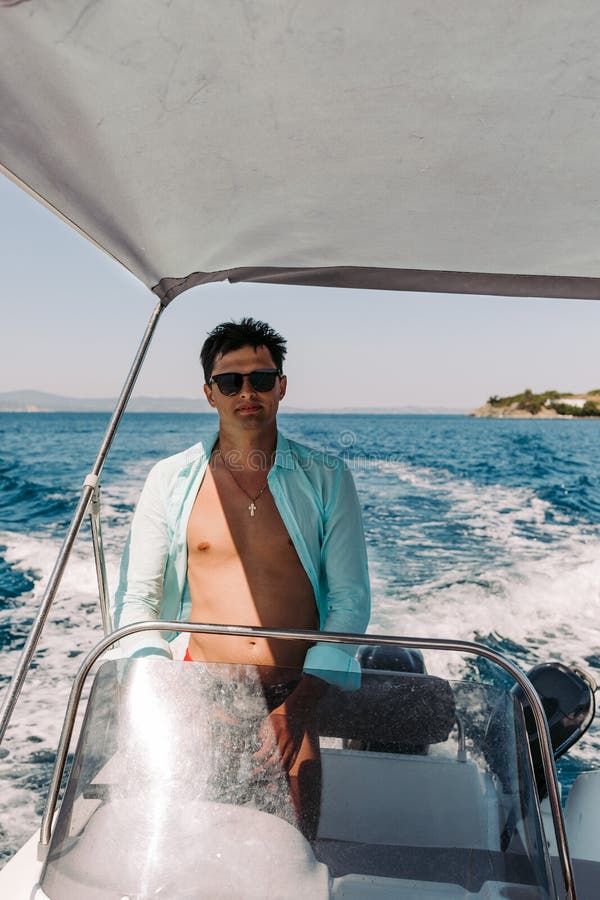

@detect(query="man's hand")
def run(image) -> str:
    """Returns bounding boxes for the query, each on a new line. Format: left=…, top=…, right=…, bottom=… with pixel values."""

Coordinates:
left=253, top=704, right=307, bottom=773
left=252, top=674, right=327, bottom=774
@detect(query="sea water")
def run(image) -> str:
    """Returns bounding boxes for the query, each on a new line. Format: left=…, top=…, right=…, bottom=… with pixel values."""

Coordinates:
left=1, top=411, right=599, bottom=862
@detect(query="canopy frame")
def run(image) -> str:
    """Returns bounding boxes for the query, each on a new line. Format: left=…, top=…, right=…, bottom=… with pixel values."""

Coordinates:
left=0, top=300, right=165, bottom=742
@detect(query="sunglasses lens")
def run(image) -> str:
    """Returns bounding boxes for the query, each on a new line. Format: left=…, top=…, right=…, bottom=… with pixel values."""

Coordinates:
left=213, top=373, right=242, bottom=396
left=248, top=371, right=278, bottom=392
left=212, top=370, right=278, bottom=395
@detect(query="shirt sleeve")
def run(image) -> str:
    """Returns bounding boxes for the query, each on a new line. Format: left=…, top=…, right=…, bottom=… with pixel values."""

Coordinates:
left=112, top=463, right=173, bottom=658
left=303, top=463, right=370, bottom=689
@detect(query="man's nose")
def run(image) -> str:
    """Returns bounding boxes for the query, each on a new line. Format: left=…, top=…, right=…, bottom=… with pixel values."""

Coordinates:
left=239, top=376, right=257, bottom=396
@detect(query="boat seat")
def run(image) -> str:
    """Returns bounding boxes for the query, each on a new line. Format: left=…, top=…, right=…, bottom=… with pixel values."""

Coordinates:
left=316, top=840, right=540, bottom=893
left=317, top=671, right=456, bottom=747
left=329, top=874, right=540, bottom=898
left=317, top=749, right=501, bottom=851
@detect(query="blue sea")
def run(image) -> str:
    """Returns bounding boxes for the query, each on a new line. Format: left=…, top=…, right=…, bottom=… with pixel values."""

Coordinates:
left=1, top=411, right=600, bottom=862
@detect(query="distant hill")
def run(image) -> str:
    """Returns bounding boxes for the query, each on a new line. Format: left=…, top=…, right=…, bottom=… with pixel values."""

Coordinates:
left=0, top=390, right=208, bottom=413
left=471, top=389, right=600, bottom=418
left=0, top=390, right=468, bottom=415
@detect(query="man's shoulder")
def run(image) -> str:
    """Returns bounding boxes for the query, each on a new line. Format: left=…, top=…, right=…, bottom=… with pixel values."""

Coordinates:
left=280, top=434, right=345, bottom=474
left=149, top=435, right=215, bottom=481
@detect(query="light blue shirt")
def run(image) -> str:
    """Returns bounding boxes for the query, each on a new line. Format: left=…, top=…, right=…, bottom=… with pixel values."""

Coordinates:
left=113, top=431, right=370, bottom=688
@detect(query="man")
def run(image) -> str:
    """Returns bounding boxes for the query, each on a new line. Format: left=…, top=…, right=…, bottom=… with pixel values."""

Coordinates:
left=113, top=317, right=370, bottom=837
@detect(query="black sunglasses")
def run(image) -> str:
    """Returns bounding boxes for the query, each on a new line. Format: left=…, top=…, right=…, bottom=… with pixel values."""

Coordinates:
left=209, top=369, right=280, bottom=396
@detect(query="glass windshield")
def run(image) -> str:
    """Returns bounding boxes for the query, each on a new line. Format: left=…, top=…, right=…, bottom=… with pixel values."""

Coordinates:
left=40, top=656, right=554, bottom=899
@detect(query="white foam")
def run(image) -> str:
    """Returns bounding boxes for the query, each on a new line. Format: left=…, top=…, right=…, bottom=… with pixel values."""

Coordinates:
left=0, top=529, right=120, bottom=602
left=367, top=459, right=600, bottom=767
left=0, top=526, right=123, bottom=863
left=369, top=460, right=599, bottom=654
left=377, top=458, right=576, bottom=555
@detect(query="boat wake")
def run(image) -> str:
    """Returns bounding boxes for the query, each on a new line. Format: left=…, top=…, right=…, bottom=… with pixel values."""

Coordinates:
left=1, top=419, right=600, bottom=864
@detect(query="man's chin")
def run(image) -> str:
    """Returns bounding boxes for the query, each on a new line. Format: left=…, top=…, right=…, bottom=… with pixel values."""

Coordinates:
left=235, top=412, right=267, bottom=428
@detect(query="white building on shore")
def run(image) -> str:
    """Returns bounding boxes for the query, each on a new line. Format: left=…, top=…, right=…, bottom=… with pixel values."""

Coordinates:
left=545, top=397, right=588, bottom=409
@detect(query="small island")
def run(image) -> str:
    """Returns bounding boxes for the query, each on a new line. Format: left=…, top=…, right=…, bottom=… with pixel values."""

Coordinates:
left=471, top=389, right=600, bottom=418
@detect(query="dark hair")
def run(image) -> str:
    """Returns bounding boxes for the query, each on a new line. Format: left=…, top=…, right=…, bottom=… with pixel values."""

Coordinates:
left=200, top=317, right=287, bottom=383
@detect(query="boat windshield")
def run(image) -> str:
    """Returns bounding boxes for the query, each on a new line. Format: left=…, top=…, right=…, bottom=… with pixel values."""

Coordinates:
left=40, top=656, right=554, bottom=899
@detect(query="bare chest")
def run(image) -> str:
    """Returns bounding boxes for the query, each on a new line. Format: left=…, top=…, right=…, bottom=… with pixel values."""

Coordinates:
left=185, top=463, right=317, bottom=643
left=186, top=466, right=299, bottom=564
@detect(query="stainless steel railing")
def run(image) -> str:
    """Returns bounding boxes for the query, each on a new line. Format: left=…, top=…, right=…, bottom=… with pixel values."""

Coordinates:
left=89, top=482, right=112, bottom=636
left=38, top=623, right=577, bottom=900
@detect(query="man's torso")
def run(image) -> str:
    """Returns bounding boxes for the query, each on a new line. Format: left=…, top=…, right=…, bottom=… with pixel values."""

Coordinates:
left=186, top=457, right=318, bottom=675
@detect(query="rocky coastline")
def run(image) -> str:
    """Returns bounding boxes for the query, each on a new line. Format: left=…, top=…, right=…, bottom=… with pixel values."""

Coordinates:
left=471, top=390, right=600, bottom=419
left=471, top=402, right=563, bottom=419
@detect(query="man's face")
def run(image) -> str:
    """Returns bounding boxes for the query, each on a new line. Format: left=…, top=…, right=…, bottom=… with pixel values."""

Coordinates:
left=203, top=344, right=287, bottom=430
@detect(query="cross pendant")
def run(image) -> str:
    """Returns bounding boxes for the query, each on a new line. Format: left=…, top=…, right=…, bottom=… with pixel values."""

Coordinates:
left=249, top=501, right=257, bottom=517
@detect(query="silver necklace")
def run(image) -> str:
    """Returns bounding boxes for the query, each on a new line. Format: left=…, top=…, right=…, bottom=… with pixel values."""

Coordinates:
left=215, top=447, right=270, bottom=517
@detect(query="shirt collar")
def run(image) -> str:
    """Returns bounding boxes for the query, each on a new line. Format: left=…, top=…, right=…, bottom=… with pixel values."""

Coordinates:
left=204, top=431, right=220, bottom=461
left=274, top=431, right=296, bottom=469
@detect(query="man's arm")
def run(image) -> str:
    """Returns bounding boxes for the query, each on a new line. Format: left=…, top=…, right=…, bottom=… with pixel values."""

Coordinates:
left=255, top=462, right=369, bottom=772
left=303, top=463, right=371, bottom=689
left=112, top=464, right=173, bottom=658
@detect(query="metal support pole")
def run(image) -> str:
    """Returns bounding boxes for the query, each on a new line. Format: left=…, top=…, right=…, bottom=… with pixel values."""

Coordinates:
left=0, top=300, right=165, bottom=744
left=89, top=483, right=112, bottom=636
left=39, top=625, right=576, bottom=899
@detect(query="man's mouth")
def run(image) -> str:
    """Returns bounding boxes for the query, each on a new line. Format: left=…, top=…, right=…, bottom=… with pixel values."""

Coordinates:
left=236, top=405, right=262, bottom=413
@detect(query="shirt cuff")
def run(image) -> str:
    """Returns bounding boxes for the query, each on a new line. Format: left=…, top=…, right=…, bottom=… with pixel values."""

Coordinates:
left=112, top=629, right=173, bottom=660
left=303, top=643, right=362, bottom=691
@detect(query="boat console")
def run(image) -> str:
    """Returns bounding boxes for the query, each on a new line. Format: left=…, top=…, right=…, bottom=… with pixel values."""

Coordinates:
left=36, top=655, right=557, bottom=899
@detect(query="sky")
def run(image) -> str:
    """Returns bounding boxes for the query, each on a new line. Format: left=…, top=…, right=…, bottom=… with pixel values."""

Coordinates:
left=2, top=173, right=600, bottom=411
